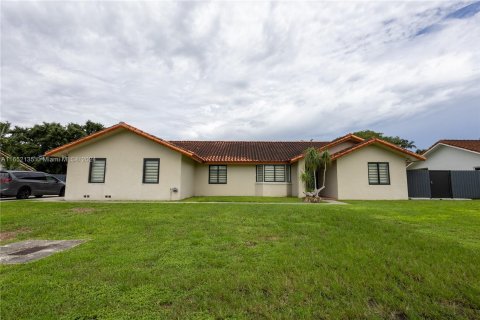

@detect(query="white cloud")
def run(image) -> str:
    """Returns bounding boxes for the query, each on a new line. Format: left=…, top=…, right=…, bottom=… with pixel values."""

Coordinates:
left=1, top=1, right=479, bottom=146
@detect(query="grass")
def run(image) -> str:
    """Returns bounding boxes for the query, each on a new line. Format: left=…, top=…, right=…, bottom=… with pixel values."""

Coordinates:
left=182, top=196, right=304, bottom=203
left=0, top=200, right=479, bottom=319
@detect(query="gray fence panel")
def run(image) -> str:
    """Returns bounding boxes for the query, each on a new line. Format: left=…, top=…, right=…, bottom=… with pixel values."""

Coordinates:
left=407, top=170, right=431, bottom=198
left=451, top=171, right=480, bottom=199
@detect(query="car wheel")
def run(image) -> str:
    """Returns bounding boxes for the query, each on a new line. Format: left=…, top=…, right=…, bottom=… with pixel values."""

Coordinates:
left=16, top=187, right=31, bottom=199
left=59, top=187, right=65, bottom=197
left=35, top=195, right=43, bottom=198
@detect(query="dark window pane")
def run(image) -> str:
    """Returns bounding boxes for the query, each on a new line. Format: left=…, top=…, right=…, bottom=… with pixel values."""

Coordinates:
left=256, top=165, right=263, bottom=182
left=264, top=165, right=275, bottom=182
left=274, top=165, right=285, bottom=182
left=368, top=162, right=390, bottom=185
left=89, top=158, right=106, bottom=183
left=209, top=165, right=227, bottom=184
left=143, top=159, right=159, bottom=183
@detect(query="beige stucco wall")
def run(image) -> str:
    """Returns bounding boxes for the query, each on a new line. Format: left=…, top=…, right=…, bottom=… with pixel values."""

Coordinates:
left=64, top=129, right=184, bottom=200
left=62, top=131, right=408, bottom=200
left=180, top=156, right=196, bottom=199
left=320, top=160, right=338, bottom=199
left=194, top=164, right=292, bottom=197
left=293, top=141, right=359, bottom=198
left=255, top=183, right=292, bottom=196
left=336, top=145, right=409, bottom=200
left=290, top=162, right=299, bottom=197
left=328, top=141, right=357, bottom=154
left=194, top=164, right=255, bottom=196
left=295, top=159, right=306, bottom=198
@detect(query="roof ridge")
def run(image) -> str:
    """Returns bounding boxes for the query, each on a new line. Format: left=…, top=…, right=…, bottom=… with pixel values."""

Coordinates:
left=169, top=140, right=329, bottom=143
left=439, top=139, right=480, bottom=141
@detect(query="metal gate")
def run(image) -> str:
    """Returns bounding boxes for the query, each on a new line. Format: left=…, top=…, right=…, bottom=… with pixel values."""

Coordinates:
left=451, top=171, right=480, bottom=199
left=407, top=170, right=480, bottom=199
left=429, top=171, right=452, bottom=198
left=407, top=170, right=431, bottom=198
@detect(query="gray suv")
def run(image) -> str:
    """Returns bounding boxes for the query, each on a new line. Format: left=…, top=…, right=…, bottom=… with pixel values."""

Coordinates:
left=0, top=171, right=65, bottom=199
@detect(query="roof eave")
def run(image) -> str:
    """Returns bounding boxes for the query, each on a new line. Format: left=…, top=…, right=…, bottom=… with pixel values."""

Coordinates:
left=290, top=134, right=364, bottom=163
left=44, top=122, right=203, bottom=163
left=331, top=138, right=426, bottom=161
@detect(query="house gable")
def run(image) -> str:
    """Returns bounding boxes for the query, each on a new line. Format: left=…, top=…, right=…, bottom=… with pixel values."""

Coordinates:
left=64, top=129, right=185, bottom=200
left=336, top=144, right=409, bottom=200
left=45, top=122, right=202, bottom=162
left=408, top=143, right=480, bottom=171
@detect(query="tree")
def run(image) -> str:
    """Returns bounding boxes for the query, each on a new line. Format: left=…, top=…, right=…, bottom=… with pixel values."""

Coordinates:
left=301, top=147, right=331, bottom=198
left=0, top=121, right=104, bottom=174
left=353, top=130, right=416, bottom=150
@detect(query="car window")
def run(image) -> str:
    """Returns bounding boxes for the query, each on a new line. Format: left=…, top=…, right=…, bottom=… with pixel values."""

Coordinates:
left=14, top=172, right=46, bottom=180
left=0, top=172, right=11, bottom=183
left=0, top=172, right=10, bottom=178
left=32, top=174, right=47, bottom=181
left=46, top=176, right=58, bottom=183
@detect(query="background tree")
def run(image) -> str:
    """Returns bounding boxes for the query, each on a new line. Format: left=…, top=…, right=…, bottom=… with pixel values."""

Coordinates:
left=353, top=130, right=416, bottom=150
left=0, top=121, right=104, bottom=174
left=0, top=155, right=22, bottom=170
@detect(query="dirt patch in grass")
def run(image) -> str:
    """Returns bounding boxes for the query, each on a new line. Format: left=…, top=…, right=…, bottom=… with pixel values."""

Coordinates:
left=0, top=227, right=31, bottom=241
left=260, top=235, right=281, bottom=241
left=70, top=208, right=95, bottom=214
left=244, top=241, right=257, bottom=247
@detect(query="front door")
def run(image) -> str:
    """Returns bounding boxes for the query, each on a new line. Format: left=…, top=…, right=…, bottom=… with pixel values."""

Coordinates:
left=429, top=170, right=452, bottom=198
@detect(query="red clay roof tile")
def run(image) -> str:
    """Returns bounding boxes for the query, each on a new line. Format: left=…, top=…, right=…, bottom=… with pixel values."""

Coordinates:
left=434, top=140, right=480, bottom=153
left=44, top=122, right=427, bottom=163
left=168, top=141, right=329, bottom=163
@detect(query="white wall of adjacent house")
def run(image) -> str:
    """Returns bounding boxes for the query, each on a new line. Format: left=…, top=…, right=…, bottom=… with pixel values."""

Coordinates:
left=336, top=145, right=409, bottom=200
left=64, top=129, right=185, bottom=200
left=408, top=145, right=480, bottom=171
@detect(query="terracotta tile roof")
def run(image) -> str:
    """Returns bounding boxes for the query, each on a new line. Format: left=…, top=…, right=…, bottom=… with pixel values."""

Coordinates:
left=434, top=140, right=480, bottom=154
left=44, top=122, right=426, bottom=163
left=330, top=138, right=426, bottom=161
left=168, top=141, right=328, bottom=163
left=290, top=133, right=364, bottom=162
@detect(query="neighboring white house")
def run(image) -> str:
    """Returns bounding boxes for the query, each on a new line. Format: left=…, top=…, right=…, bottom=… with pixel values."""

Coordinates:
left=408, top=140, right=480, bottom=171
left=45, top=122, right=425, bottom=200
left=406, top=140, right=480, bottom=199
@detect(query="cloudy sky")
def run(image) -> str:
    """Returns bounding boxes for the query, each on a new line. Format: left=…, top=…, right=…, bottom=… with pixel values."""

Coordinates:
left=2, top=1, right=479, bottom=148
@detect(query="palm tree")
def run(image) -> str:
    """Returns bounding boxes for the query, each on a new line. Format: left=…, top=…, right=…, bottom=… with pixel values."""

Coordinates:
left=319, top=150, right=331, bottom=193
left=301, top=147, right=331, bottom=198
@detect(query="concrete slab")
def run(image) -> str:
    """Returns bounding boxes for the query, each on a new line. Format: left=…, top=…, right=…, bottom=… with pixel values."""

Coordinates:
left=0, top=240, right=85, bottom=264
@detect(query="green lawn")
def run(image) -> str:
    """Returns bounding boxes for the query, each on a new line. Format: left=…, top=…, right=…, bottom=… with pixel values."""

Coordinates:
left=0, top=201, right=479, bottom=319
left=182, top=196, right=304, bottom=203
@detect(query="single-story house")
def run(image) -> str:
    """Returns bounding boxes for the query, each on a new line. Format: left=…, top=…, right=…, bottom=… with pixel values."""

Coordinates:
left=408, top=140, right=480, bottom=171
left=407, top=140, right=480, bottom=199
left=45, top=122, right=425, bottom=200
